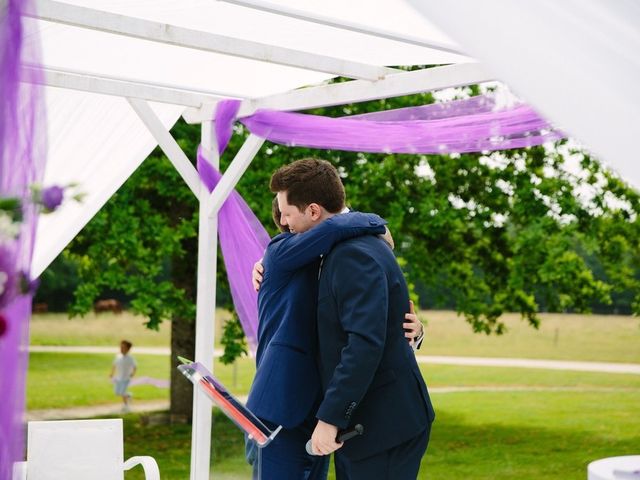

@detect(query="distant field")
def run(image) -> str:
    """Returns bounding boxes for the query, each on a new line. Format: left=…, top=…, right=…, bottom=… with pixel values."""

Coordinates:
left=29, top=310, right=231, bottom=347
left=422, top=311, right=640, bottom=363
left=30, top=310, right=640, bottom=363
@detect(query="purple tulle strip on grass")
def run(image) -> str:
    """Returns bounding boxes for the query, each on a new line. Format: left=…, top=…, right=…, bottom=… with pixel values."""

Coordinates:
left=197, top=148, right=270, bottom=353
left=0, top=0, right=46, bottom=476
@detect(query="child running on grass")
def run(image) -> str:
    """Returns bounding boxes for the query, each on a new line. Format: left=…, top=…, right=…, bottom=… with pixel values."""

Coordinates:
left=109, top=340, right=137, bottom=413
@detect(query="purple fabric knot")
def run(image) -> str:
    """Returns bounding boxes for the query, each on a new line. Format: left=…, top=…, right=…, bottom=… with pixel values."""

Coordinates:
left=214, top=99, right=242, bottom=156
left=41, top=185, right=64, bottom=211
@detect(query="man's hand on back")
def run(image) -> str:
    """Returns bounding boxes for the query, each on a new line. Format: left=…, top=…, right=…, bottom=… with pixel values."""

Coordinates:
left=252, top=260, right=264, bottom=291
left=380, top=226, right=395, bottom=249
left=403, top=300, right=424, bottom=346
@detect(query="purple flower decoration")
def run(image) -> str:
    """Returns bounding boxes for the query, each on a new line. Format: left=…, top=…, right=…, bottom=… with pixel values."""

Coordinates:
left=0, top=312, right=7, bottom=337
left=41, top=185, right=64, bottom=211
left=0, top=246, right=15, bottom=309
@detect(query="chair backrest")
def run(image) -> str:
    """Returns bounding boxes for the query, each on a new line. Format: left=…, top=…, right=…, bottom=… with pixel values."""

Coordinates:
left=27, top=419, right=124, bottom=480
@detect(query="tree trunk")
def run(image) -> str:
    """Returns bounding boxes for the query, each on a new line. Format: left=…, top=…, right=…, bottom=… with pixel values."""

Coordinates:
left=169, top=314, right=196, bottom=422
left=169, top=234, right=198, bottom=422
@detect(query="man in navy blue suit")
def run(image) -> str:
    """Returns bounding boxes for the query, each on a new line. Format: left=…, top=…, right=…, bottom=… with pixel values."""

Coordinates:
left=247, top=198, right=389, bottom=479
left=269, top=159, right=435, bottom=480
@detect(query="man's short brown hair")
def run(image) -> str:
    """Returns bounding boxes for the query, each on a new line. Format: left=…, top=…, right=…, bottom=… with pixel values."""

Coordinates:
left=270, top=158, right=345, bottom=213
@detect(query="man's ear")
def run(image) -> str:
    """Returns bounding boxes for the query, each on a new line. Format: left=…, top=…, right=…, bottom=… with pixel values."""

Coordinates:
left=308, top=203, right=323, bottom=220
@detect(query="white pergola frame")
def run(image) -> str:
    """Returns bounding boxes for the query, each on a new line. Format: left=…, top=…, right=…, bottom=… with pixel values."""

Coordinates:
left=24, top=2, right=492, bottom=479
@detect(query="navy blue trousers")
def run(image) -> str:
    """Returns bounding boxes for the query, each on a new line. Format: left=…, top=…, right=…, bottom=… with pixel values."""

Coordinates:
left=246, top=418, right=329, bottom=480
left=334, top=425, right=430, bottom=480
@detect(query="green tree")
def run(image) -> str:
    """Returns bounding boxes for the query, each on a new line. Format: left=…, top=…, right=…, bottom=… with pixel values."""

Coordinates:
left=66, top=121, right=245, bottom=419
left=64, top=88, right=640, bottom=418
left=231, top=92, right=639, bottom=333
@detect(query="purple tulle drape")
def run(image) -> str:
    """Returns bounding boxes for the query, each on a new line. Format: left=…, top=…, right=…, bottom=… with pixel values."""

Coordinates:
left=208, top=93, right=563, bottom=352
left=197, top=148, right=270, bottom=352
left=0, top=0, right=46, bottom=477
left=215, top=94, right=563, bottom=156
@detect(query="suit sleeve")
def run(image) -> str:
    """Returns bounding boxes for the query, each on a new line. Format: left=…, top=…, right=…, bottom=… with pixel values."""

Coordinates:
left=316, top=248, right=388, bottom=429
left=269, top=212, right=386, bottom=272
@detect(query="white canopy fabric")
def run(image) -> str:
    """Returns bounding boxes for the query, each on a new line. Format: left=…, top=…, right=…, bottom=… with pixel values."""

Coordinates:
left=16, top=3, right=640, bottom=479
left=28, top=0, right=468, bottom=276
left=408, top=0, right=640, bottom=189
left=34, top=89, right=184, bottom=277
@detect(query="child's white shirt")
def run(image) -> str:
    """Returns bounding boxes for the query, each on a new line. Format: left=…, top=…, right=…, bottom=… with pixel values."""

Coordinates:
left=113, top=353, right=136, bottom=380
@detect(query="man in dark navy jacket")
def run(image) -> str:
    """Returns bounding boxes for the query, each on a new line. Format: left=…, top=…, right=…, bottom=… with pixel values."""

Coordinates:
left=247, top=201, right=388, bottom=479
left=270, top=159, right=435, bottom=480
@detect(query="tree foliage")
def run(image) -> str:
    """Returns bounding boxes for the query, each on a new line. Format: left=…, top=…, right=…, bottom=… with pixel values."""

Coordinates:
left=229, top=90, right=640, bottom=333
left=62, top=87, right=640, bottom=411
left=68, top=134, right=198, bottom=329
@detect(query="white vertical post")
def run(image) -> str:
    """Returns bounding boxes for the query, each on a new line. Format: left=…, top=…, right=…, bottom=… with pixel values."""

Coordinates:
left=191, top=121, right=219, bottom=480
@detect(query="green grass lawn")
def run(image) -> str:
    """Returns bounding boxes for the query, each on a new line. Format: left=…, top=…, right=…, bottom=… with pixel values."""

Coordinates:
left=26, top=353, right=169, bottom=410
left=27, top=353, right=640, bottom=410
left=122, top=409, right=254, bottom=480
left=26, top=312, right=640, bottom=479
left=26, top=353, right=258, bottom=409
left=119, top=387, right=640, bottom=480
left=423, top=364, right=640, bottom=390
left=420, top=390, right=640, bottom=480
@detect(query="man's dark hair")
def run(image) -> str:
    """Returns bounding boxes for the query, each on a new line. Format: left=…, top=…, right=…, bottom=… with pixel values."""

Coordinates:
left=121, top=340, right=132, bottom=350
left=270, top=158, right=345, bottom=213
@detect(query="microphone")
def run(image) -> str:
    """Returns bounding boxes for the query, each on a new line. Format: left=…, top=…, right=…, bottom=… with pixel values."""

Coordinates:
left=306, top=424, right=364, bottom=456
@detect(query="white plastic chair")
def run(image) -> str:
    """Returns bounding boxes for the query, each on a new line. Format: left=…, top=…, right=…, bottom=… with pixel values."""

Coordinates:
left=13, top=419, right=160, bottom=480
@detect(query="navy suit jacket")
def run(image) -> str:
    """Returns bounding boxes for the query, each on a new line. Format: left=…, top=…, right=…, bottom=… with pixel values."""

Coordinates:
left=316, top=235, right=436, bottom=461
left=246, top=212, right=387, bottom=428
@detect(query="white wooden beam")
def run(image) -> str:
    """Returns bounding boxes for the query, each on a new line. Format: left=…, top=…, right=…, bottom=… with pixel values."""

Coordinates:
left=206, top=134, right=265, bottom=218
left=219, top=0, right=465, bottom=55
left=23, top=65, right=232, bottom=107
left=239, top=63, right=492, bottom=115
left=127, top=98, right=202, bottom=199
left=28, top=0, right=396, bottom=81
left=183, top=63, right=493, bottom=123
left=191, top=122, right=219, bottom=480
